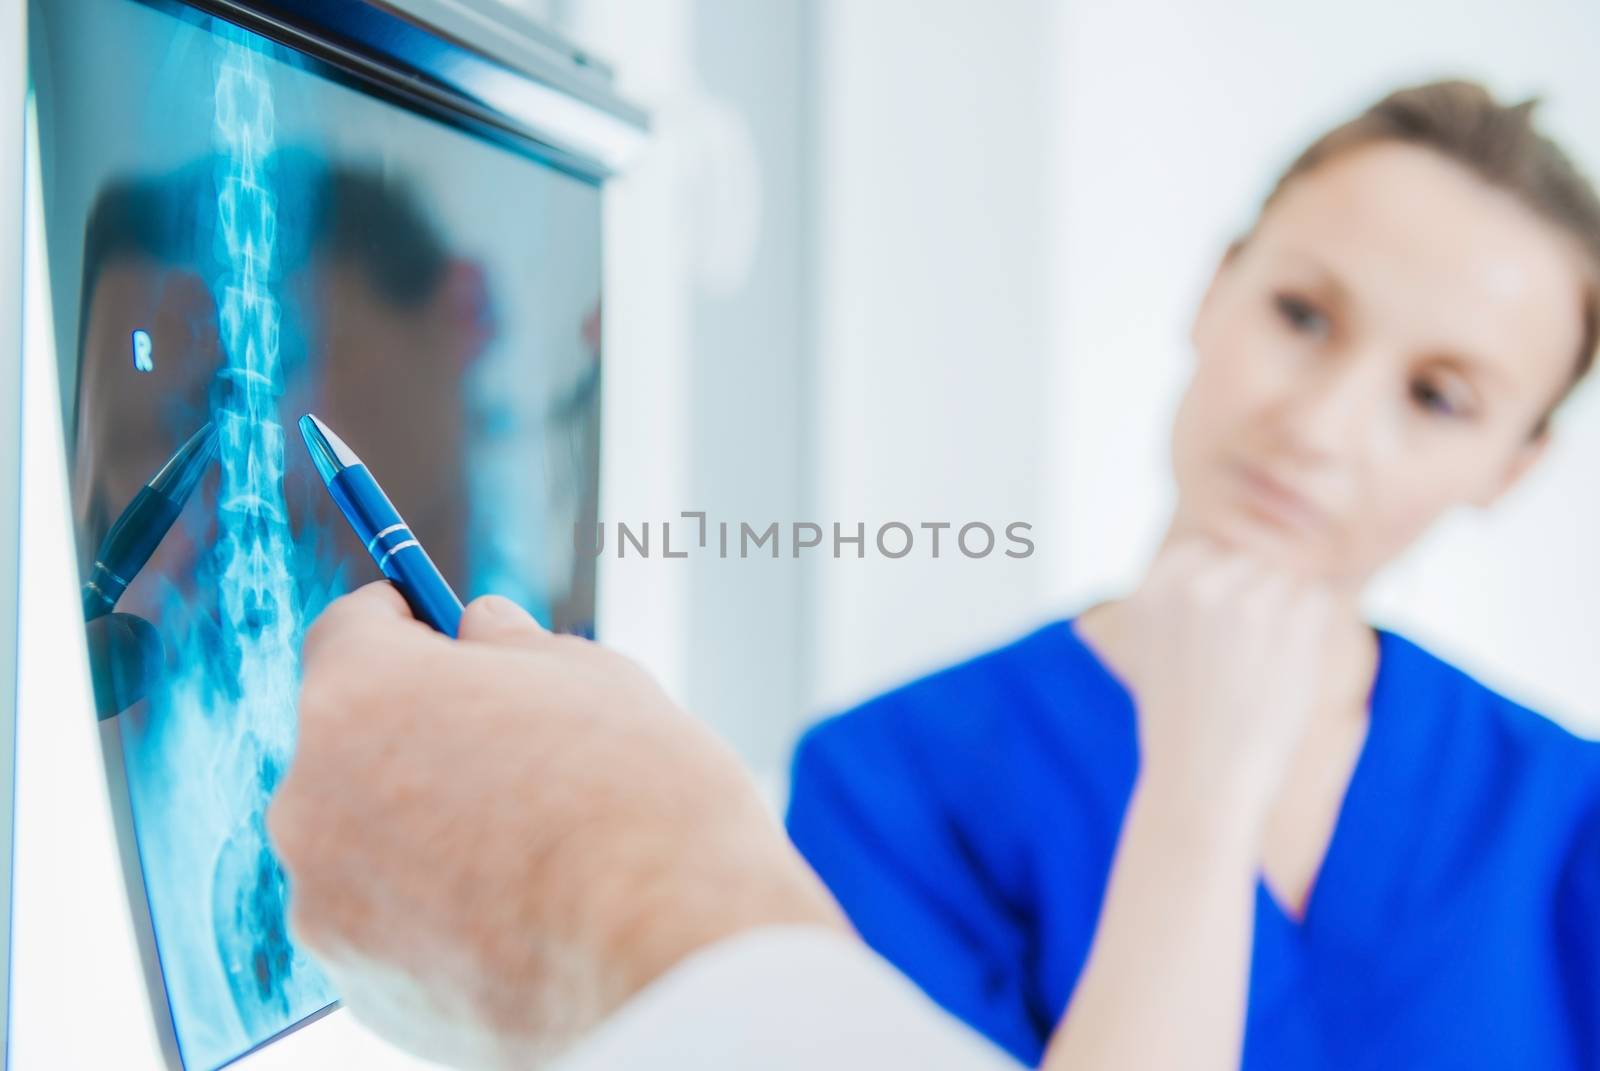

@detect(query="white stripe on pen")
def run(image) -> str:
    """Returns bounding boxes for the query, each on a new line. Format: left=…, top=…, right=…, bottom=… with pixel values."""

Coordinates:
left=376, top=539, right=421, bottom=571
left=365, top=523, right=410, bottom=555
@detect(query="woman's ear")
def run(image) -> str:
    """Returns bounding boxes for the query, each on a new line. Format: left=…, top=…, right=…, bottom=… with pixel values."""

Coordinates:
left=1471, top=431, right=1551, bottom=508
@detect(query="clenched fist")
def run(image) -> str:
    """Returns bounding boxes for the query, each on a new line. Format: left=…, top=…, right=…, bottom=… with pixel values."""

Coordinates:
left=1120, top=536, right=1338, bottom=833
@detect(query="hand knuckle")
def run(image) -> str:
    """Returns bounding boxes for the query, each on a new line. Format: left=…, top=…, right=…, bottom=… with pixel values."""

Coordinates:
left=265, top=792, right=301, bottom=864
left=1179, top=573, right=1212, bottom=605
left=284, top=892, right=325, bottom=951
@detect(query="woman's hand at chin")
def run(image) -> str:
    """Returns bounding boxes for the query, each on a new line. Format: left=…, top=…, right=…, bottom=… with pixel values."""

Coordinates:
left=1121, top=534, right=1336, bottom=841
left=1042, top=535, right=1337, bottom=1071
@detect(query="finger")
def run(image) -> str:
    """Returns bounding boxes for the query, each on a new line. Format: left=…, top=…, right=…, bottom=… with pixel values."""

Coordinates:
left=1286, top=582, right=1336, bottom=638
left=1136, top=535, right=1218, bottom=604
left=301, top=581, right=428, bottom=670
left=264, top=781, right=300, bottom=873
left=1235, top=563, right=1295, bottom=622
left=330, top=579, right=416, bottom=623
left=457, top=594, right=554, bottom=652
left=1188, top=548, right=1256, bottom=606
left=1150, top=534, right=1215, bottom=582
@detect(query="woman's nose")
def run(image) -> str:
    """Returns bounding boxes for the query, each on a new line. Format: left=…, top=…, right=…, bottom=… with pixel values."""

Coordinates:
left=1274, top=349, right=1387, bottom=462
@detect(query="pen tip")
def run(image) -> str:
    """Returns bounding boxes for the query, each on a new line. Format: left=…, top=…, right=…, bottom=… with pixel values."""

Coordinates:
left=148, top=420, right=220, bottom=500
left=298, top=412, right=360, bottom=482
left=193, top=420, right=218, bottom=466
left=192, top=420, right=217, bottom=455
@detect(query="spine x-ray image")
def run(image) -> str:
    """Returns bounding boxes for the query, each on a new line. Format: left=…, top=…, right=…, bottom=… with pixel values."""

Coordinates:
left=29, top=0, right=603, bottom=1065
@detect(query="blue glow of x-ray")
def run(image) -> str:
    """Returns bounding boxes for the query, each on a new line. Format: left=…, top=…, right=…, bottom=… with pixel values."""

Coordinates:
left=118, top=29, right=334, bottom=1071
left=132, top=328, right=154, bottom=372
left=205, top=35, right=319, bottom=1046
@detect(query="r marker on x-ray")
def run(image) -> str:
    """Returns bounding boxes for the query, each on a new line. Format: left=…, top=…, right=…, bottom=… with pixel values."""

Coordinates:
left=132, top=328, right=153, bottom=372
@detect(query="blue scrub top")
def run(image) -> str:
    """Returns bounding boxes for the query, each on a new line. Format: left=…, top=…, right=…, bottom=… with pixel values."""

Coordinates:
left=786, top=617, right=1600, bottom=1069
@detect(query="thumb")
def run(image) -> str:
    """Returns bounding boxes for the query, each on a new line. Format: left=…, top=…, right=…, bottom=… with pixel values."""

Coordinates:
left=457, top=594, right=552, bottom=651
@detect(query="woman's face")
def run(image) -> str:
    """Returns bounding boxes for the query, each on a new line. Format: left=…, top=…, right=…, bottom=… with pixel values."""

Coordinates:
left=1171, top=141, right=1590, bottom=589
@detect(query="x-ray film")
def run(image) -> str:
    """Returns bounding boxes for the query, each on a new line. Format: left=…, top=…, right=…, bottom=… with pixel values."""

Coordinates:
left=29, top=0, right=603, bottom=1065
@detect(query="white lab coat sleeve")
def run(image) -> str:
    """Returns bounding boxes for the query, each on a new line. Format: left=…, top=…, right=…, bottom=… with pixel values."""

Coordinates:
left=552, top=925, right=1023, bottom=1071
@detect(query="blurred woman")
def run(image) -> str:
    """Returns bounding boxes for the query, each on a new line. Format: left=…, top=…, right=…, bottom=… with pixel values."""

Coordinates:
left=788, top=81, right=1600, bottom=1070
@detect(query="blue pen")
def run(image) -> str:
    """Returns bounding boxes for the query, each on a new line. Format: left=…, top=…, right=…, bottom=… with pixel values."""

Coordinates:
left=298, top=413, right=465, bottom=636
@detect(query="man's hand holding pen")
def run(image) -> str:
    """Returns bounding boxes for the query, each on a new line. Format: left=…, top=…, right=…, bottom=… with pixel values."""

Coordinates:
left=266, top=583, right=846, bottom=1067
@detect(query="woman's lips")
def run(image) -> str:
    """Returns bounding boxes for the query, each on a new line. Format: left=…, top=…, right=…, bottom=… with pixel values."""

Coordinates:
left=1231, top=460, right=1330, bottom=534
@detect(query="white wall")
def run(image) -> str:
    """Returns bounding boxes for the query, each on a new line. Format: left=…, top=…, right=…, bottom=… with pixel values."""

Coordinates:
left=1043, top=0, right=1600, bottom=736
left=807, top=0, right=1065, bottom=714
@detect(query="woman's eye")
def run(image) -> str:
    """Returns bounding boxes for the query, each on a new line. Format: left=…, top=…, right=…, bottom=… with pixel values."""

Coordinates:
left=1411, top=379, right=1465, bottom=418
left=1273, top=293, right=1330, bottom=339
